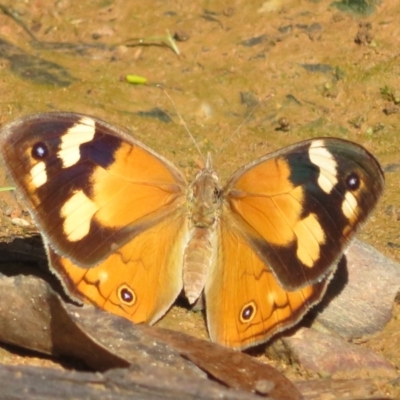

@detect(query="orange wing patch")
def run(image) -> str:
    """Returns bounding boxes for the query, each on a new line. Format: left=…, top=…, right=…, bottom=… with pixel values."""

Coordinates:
left=227, top=158, right=306, bottom=247
left=90, top=143, right=186, bottom=230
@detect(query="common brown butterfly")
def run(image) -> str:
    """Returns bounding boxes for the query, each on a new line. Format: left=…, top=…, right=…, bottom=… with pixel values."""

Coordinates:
left=0, top=112, right=384, bottom=349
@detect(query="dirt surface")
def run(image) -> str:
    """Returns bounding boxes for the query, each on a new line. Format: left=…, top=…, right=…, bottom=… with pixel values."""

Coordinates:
left=0, top=0, right=399, bottom=397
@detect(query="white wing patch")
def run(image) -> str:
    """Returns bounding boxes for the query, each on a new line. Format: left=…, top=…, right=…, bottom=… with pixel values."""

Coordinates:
left=58, top=116, right=96, bottom=168
left=309, top=141, right=338, bottom=194
left=342, top=190, right=358, bottom=219
left=30, top=161, right=47, bottom=188
left=61, top=190, right=98, bottom=242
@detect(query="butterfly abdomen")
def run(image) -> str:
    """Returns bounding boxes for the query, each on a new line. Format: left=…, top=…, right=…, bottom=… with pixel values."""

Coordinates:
left=183, top=227, right=216, bottom=304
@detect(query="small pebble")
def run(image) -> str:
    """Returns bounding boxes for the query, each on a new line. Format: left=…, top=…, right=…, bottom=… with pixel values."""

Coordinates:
left=174, top=30, right=190, bottom=42
left=11, top=218, right=30, bottom=227
left=254, top=379, right=275, bottom=395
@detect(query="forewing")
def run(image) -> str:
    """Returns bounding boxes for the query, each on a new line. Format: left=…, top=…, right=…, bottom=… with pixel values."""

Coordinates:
left=0, top=112, right=186, bottom=266
left=224, top=138, right=384, bottom=290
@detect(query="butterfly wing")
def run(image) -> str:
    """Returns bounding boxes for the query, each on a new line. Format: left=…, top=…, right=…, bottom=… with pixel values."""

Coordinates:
left=223, top=138, right=384, bottom=290
left=1, top=112, right=190, bottom=323
left=0, top=112, right=187, bottom=267
left=206, top=138, right=383, bottom=349
left=205, top=217, right=328, bottom=350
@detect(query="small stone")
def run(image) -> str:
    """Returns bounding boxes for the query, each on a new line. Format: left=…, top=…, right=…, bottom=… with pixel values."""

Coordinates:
left=174, top=30, right=190, bottom=42
left=11, top=218, right=30, bottom=227
left=254, top=379, right=275, bottom=395
left=277, top=117, right=290, bottom=131
left=355, top=21, right=373, bottom=45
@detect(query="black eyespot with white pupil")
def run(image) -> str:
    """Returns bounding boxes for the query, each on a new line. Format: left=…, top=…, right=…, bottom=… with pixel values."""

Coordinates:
left=240, top=301, right=257, bottom=323
left=118, top=284, right=136, bottom=306
left=32, top=142, right=49, bottom=160
left=346, top=172, right=360, bottom=191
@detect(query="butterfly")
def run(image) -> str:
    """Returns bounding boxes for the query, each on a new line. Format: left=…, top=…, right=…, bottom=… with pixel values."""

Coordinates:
left=0, top=112, right=384, bottom=350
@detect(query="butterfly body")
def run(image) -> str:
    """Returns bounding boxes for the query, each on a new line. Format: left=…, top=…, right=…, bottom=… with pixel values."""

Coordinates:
left=0, top=112, right=384, bottom=350
left=183, top=157, right=221, bottom=304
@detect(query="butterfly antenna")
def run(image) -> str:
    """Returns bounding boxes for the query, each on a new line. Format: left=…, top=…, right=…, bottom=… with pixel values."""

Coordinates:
left=158, top=85, right=205, bottom=161
left=218, top=93, right=274, bottom=154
